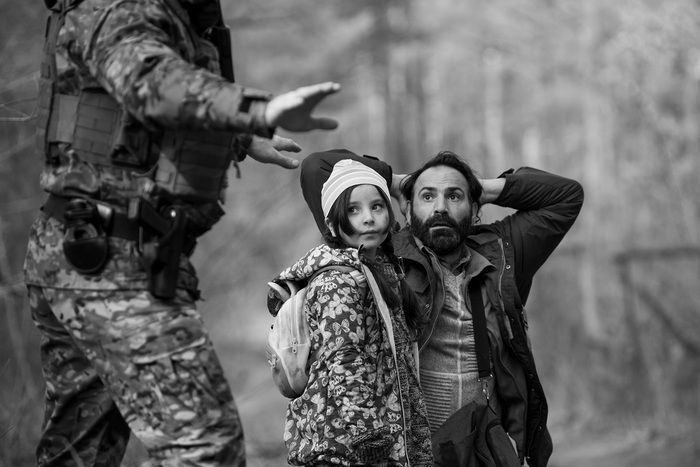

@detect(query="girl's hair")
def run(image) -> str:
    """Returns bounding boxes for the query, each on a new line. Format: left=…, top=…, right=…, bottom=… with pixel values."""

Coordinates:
left=322, top=185, right=427, bottom=332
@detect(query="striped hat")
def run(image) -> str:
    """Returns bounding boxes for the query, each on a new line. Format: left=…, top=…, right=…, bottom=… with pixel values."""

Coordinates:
left=321, top=159, right=391, bottom=218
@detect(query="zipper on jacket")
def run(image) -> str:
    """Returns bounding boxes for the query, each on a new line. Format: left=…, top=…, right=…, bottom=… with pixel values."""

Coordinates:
left=392, top=340, right=411, bottom=467
left=362, top=264, right=411, bottom=467
left=495, top=238, right=514, bottom=341
left=418, top=252, right=446, bottom=352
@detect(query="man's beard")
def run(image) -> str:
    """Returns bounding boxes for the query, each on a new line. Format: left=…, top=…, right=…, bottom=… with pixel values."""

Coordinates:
left=408, top=211, right=472, bottom=255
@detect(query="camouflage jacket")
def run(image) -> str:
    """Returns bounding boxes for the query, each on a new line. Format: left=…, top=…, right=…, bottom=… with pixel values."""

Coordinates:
left=26, top=0, right=273, bottom=292
left=41, top=0, right=273, bottom=203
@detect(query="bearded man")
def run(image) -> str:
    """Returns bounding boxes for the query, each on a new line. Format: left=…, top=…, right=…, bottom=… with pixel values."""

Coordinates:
left=393, top=151, right=584, bottom=467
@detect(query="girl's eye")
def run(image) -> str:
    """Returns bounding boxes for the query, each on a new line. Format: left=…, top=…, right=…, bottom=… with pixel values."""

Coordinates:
left=372, top=203, right=385, bottom=211
left=348, top=206, right=359, bottom=214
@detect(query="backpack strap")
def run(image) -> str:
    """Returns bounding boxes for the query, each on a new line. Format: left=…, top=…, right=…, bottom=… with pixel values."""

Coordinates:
left=468, top=276, right=494, bottom=405
left=360, top=264, right=397, bottom=361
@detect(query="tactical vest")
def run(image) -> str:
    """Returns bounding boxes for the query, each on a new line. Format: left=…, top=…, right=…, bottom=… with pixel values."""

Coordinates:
left=37, top=0, right=238, bottom=203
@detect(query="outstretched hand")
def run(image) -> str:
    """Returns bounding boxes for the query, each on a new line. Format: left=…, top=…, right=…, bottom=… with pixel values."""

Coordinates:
left=246, top=135, right=302, bottom=169
left=265, top=82, right=341, bottom=132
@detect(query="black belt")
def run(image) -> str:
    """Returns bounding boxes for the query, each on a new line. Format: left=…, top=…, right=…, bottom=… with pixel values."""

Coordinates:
left=42, top=194, right=197, bottom=256
left=42, top=194, right=141, bottom=241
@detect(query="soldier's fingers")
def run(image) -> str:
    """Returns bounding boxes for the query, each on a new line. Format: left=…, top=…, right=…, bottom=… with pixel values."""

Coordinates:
left=294, top=82, right=341, bottom=100
left=308, top=116, right=339, bottom=130
left=272, top=135, right=302, bottom=153
left=267, top=154, right=300, bottom=169
left=247, top=146, right=300, bottom=169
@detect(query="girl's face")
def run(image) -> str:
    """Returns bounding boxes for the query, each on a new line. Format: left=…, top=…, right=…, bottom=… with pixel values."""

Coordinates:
left=337, top=184, right=390, bottom=256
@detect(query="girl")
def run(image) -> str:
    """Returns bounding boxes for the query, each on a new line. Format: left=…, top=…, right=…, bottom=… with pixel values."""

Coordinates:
left=267, top=154, right=432, bottom=466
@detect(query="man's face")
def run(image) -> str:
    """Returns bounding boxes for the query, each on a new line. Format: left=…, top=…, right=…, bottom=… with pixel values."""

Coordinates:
left=408, top=166, right=474, bottom=256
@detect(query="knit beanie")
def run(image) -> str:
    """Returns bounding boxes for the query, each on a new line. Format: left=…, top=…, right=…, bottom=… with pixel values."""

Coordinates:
left=300, top=149, right=393, bottom=233
left=321, top=159, right=391, bottom=218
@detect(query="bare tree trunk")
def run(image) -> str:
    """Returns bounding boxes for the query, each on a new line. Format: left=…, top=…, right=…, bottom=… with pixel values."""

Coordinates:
left=617, top=260, right=686, bottom=418
left=522, top=26, right=549, bottom=169
left=483, top=48, right=506, bottom=174
left=424, top=61, right=442, bottom=157
left=522, top=127, right=542, bottom=168
left=387, top=60, right=410, bottom=168
left=400, top=0, right=427, bottom=169
left=369, top=0, right=392, bottom=163
left=0, top=217, right=37, bottom=396
left=677, top=53, right=700, bottom=244
left=405, top=51, right=427, bottom=168
left=578, top=0, right=605, bottom=339
left=357, top=52, right=385, bottom=154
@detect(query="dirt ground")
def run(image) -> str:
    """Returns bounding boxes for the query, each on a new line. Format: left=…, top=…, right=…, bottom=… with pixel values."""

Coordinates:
left=122, top=346, right=700, bottom=467
left=549, top=426, right=700, bottom=467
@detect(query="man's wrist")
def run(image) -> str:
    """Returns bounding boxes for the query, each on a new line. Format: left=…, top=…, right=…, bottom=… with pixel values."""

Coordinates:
left=479, top=178, right=507, bottom=204
left=249, top=100, right=276, bottom=139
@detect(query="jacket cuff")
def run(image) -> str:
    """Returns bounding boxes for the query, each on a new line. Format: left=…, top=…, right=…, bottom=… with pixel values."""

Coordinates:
left=247, top=98, right=276, bottom=139
left=493, top=168, right=516, bottom=205
left=214, top=85, right=275, bottom=138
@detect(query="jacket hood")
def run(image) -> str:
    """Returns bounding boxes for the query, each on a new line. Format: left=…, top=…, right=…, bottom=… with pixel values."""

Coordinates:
left=278, top=243, right=361, bottom=282
left=266, top=244, right=362, bottom=315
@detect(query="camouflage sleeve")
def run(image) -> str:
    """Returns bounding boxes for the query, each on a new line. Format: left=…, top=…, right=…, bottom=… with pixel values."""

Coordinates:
left=80, top=0, right=273, bottom=135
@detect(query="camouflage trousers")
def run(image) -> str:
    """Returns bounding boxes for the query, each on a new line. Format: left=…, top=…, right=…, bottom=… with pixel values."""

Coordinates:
left=28, top=285, right=245, bottom=467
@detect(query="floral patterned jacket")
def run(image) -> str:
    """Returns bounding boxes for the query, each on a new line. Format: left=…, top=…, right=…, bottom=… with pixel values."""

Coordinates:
left=268, top=244, right=433, bottom=466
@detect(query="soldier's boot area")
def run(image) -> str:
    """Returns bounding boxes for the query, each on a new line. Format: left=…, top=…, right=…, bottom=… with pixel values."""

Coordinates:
left=28, top=286, right=246, bottom=467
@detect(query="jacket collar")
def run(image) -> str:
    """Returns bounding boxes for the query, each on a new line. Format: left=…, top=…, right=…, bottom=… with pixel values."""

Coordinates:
left=394, top=228, right=496, bottom=277
left=275, top=243, right=361, bottom=284
left=393, top=229, right=428, bottom=267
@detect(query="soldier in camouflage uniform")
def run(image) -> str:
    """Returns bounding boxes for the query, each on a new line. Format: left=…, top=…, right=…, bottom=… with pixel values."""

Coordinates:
left=24, top=0, right=340, bottom=466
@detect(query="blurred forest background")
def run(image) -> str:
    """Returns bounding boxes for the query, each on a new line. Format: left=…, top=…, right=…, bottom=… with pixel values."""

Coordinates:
left=2, top=0, right=700, bottom=465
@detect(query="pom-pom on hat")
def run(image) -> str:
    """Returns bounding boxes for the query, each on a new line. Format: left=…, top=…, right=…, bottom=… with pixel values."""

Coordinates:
left=321, top=159, right=392, bottom=219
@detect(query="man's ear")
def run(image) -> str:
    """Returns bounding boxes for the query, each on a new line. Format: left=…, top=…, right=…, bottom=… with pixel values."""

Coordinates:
left=404, top=201, right=412, bottom=225
left=325, top=218, right=336, bottom=237
left=472, top=202, right=480, bottom=224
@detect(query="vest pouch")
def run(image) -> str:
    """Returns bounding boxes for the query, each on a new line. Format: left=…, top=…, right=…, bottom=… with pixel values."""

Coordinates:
left=63, top=223, right=109, bottom=274
left=155, top=130, right=234, bottom=202
left=61, top=199, right=110, bottom=275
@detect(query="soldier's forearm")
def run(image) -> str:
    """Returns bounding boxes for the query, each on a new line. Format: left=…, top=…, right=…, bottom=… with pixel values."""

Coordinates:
left=86, top=3, right=272, bottom=135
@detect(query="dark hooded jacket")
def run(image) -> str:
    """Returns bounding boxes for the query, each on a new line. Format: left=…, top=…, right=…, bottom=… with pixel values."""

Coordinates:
left=393, top=167, right=584, bottom=467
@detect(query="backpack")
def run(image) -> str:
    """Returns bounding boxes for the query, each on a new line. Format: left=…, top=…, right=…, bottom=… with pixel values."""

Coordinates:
left=266, top=264, right=399, bottom=399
